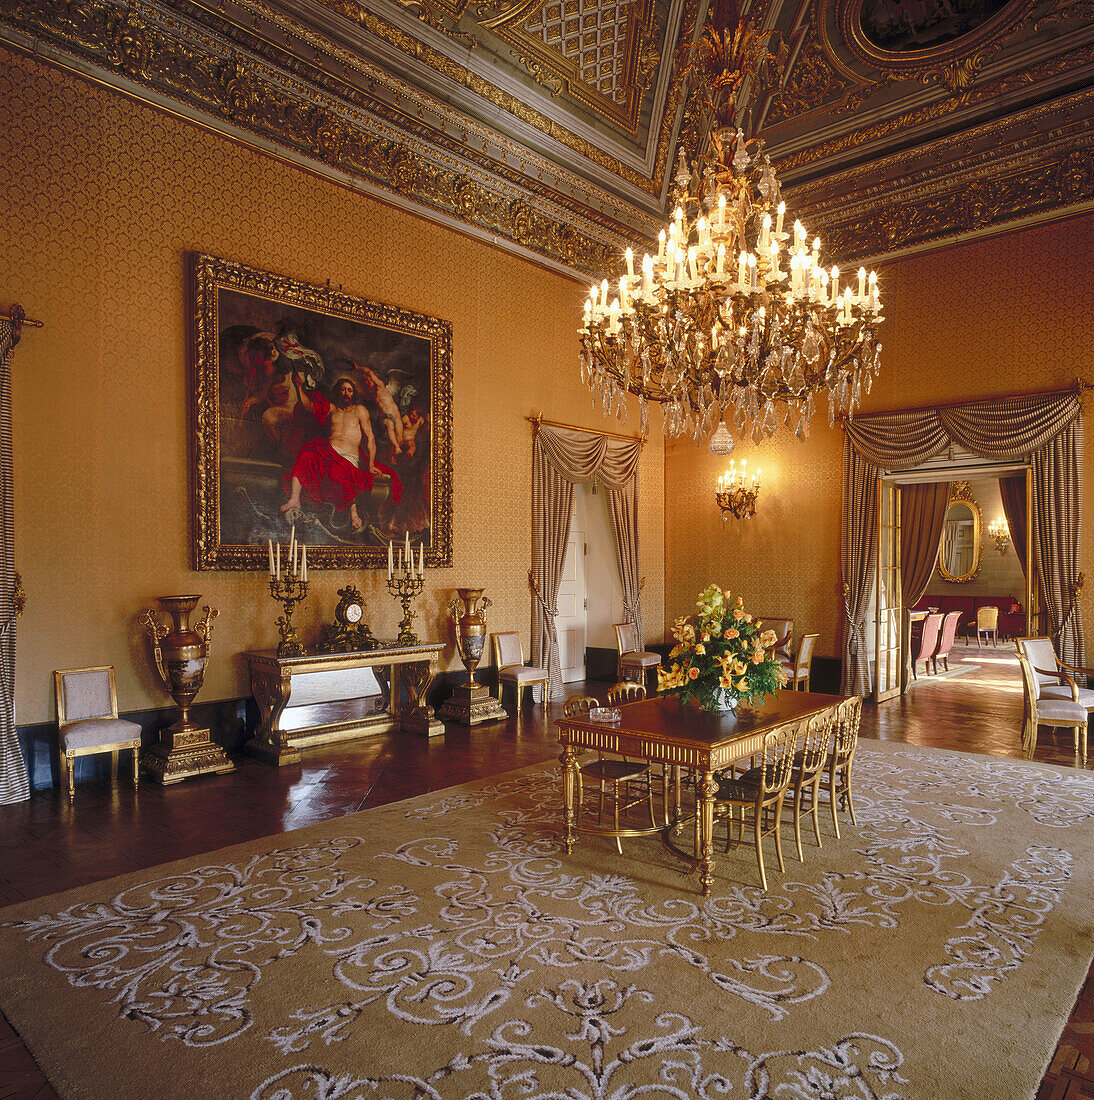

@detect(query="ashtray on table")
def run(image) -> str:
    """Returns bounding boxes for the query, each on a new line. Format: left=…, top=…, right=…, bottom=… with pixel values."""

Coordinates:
left=588, top=707, right=622, bottom=723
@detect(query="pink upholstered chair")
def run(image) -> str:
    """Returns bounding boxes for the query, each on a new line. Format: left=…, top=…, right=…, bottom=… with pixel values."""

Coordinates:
left=911, top=613, right=943, bottom=680
left=931, top=611, right=963, bottom=674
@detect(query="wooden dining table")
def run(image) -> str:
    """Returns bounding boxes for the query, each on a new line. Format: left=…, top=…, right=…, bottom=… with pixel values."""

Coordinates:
left=557, top=690, right=847, bottom=896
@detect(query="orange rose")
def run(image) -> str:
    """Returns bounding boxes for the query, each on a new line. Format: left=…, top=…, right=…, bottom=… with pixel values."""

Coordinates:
left=688, top=666, right=700, bottom=680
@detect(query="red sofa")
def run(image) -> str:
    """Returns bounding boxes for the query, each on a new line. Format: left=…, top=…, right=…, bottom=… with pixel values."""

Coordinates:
left=913, top=594, right=1026, bottom=641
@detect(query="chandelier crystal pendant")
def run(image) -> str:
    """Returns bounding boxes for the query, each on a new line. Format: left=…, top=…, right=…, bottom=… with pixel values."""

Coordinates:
left=578, top=22, right=884, bottom=448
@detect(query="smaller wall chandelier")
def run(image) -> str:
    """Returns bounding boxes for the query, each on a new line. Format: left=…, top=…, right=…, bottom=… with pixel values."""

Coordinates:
left=989, top=517, right=1010, bottom=555
left=578, top=19, right=884, bottom=448
left=716, top=459, right=760, bottom=521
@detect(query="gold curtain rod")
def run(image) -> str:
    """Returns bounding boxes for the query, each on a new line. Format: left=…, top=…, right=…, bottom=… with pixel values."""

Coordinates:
left=527, top=413, right=643, bottom=444
left=840, top=380, right=1090, bottom=424
left=2, top=306, right=44, bottom=329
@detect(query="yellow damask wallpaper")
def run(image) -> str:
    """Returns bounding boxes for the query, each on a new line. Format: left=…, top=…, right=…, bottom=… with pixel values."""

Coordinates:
left=666, top=212, right=1094, bottom=661
left=0, top=48, right=665, bottom=724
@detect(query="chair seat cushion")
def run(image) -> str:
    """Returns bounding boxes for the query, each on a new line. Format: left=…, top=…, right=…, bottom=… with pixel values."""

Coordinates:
left=713, top=767, right=764, bottom=801
left=1036, top=698, right=1089, bottom=724
left=499, top=665, right=547, bottom=685
left=1040, top=685, right=1094, bottom=709
left=622, top=651, right=661, bottom=669
left=581, top=758, right=649, bottom=782
left=61, top=718, right=142, bottom=752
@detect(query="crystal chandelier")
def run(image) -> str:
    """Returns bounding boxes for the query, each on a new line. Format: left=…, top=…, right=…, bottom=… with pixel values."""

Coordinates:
left=578, top=20, right=884, bottom=447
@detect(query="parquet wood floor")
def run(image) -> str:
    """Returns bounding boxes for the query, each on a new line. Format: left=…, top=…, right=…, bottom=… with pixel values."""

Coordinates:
left=1, top=646, right=1091, bottom=1099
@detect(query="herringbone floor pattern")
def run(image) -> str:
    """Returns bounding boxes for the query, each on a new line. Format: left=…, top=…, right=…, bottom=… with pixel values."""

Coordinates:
left=0, top=647, right=1091, bottom=1098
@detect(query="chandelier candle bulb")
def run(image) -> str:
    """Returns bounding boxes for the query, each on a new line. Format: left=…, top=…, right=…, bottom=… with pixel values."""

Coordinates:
left=718, top=193, right=726, bottom=229
left=858, top=268, right=867, bottom=298
left=777, top=203, right=786, bottom=236
left=738, top=251, right=747, bottom=284
left=658, top=230, right=665, bottom=260
left=749, top=252, right=757, bottom=288
left=812, top=238, right=820, bottom=267
left=268, top=539, right=275, bottom=576
left=716, top=242, right=725, bottom=274
left=762, top=213, right=771, bottom=248
left=625, top=248, right=634, bottom=278
left=688, top=246, right=698, bottom=281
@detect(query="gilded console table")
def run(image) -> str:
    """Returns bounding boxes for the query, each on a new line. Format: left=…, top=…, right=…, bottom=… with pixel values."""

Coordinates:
left=243, top=643, right=445, bottom=766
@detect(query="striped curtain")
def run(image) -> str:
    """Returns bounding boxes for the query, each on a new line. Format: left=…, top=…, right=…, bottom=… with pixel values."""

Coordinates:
left=530, top=424, right=644, bottom=700
left=841, top=390, right=1085, bottom=691
left=0, top=319, right=28, bottom=804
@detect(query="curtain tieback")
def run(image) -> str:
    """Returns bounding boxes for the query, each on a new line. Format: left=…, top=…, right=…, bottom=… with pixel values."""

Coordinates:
left=1053, top=571, right=1085, bottom=643
left=0, top=572, right=25, bottom=641
left=622, top=576, right=646, bottom=619
left=528, top=572, right=558, bottom=620
left=840, top=582, right=868, bottom=653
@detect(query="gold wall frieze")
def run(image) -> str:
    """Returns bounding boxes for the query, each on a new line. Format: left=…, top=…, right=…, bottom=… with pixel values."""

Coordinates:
left=792, top=128, right=1094, bottom=261
left=301, top=0, right=685, bottom=193
left=788, top=81, right=1094, bottom=200
left=773, top=38, right=1094, bottom=177
left=0, top=0, right=630, bottom=272
left=765, top=37, right=855, bottom=125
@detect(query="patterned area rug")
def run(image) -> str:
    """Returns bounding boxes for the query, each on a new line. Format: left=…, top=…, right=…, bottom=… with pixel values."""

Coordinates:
left=2, top=740, right=1094, bottom=1099
left=910, top=662, right=981, bottom=683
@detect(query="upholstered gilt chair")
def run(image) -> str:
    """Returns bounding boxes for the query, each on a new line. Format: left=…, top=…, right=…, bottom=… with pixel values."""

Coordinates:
left=786, top=711, right=835, bottom=861
left=932, top=611, right=963, bottom=674
left=788, top=633, right=818, bottom=691
left=54, top=666, right=142, bottom=804
left=820, top=695, right=863, bottom=838
left=613, top=622, right=661, bottom=691
left=712, top=723, right=798, bottom=891
left=911, top=613, right=942, bottom=680
left=970, top=606, right=999, bottom=647
left=1017, top=637, right=1093, bottom=754
left=568, top=687, right=656, bottom=852
left=1016, top=649, right=1087, bottom=765
left=760, top=619, right=794, bottom=679
left=491, top=632, right=548, bottom=709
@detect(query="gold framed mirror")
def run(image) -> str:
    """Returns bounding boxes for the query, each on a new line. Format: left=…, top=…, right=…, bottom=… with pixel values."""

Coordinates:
left=937, top=481, right=983, bottom=583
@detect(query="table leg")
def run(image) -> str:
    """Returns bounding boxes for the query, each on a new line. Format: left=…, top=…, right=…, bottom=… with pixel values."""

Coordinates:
left=246, top=667, right=301, bottom=766
left=399, top=657, right=445, bottom=737
left=560, top=745, right=579, bottom=854
left=672, top=765, right=683, bottom=834
left=698, top=768, right=717, bottom=897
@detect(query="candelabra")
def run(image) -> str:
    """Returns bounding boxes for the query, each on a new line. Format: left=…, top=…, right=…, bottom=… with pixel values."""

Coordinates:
left=989, top=517, right=1010, bottom=555
left=387, top=571, right=425, bottom=646
left=715, top=459, right=760, bottom=521
left=269, top=574, right=309, bottom=657
left=266, top=529, right=309, bottom=657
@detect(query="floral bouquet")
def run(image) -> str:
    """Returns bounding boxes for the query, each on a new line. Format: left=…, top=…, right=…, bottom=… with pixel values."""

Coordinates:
left=657, top=584, right=787, bottom=712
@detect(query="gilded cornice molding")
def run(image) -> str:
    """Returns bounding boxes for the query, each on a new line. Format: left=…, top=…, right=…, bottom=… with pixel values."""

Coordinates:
left=303, top=0, right=695, bottom=194
left=771, top=38, right=1094, bottom=176
left=0, top=0, right=654, bottom=273
left=790, top=112, right=1094, bottom=260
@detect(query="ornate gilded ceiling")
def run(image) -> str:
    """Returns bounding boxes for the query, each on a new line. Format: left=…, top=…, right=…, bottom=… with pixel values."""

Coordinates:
left=1, top=0, right=1092, bottom=275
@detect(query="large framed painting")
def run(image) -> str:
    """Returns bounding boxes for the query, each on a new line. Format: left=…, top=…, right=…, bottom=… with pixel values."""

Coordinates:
left=192, top=253, right=452, bottom=570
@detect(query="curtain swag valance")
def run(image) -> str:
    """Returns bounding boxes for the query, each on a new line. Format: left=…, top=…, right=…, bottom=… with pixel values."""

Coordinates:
left=841, top=390, right=1084, bottom=695
left=530, top=423, right=645, bottom=700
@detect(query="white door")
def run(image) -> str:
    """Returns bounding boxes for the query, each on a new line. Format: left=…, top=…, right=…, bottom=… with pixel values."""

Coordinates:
left=556, top=527, right=587, bottom=683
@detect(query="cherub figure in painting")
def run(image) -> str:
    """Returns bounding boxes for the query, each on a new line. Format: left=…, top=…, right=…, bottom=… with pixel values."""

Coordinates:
left=351, top=361, right=405, bottom=457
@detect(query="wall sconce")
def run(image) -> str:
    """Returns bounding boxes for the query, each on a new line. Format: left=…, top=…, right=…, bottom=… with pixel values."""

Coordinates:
left=989, top=516, right=1010, bottom=555
left=715, top=459, right=760, bottom=521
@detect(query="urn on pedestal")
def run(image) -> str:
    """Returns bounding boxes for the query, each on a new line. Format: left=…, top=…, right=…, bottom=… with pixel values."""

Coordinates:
left=139, top=594, right=236, bottom=784
left=438, top=588, right=509, bottom=726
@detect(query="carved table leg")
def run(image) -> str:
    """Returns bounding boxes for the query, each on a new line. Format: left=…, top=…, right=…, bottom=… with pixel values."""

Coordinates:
left=399, top=657, right=445, bottom=737
left=245, top=667, right=301, bottom=766
left=560, top=744, right=579, bottom=854
left=698, top=768, right=718, bottom=897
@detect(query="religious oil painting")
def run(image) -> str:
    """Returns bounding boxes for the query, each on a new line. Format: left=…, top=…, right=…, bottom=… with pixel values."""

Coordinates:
left=859, top=0, right=1010, bottom=51
left=192, top=253, right=452, bottom=570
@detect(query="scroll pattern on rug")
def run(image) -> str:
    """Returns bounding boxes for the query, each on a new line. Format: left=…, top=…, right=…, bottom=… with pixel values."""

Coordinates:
left=3, top=745, right=1090, bottom=1098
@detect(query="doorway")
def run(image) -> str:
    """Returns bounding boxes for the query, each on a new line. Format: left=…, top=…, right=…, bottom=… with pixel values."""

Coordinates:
left=556, top=481, right=627, bottom=684
left=874, top=447, right=1034, bottom=700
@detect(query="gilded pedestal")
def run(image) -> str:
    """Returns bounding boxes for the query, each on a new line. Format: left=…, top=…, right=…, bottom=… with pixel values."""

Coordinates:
left=438, top=588, right=508, bottom=726
left=140, top=595, right=235, bottom=785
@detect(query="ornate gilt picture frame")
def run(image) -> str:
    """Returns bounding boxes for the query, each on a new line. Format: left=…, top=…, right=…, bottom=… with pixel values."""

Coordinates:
left=192, top=253, right=452, bottom=570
